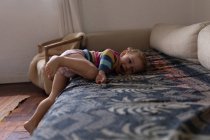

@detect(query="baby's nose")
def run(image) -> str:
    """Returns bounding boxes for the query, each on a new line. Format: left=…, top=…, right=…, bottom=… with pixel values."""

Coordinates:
left=127, top=64, right=132, bottom=69
left=127, top=65, right=132, bottom=71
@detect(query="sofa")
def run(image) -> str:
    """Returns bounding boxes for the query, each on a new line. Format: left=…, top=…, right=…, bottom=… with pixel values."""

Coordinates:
left=28, top=28, right=150, bottom=94
left=30, top=22, right=210, bottom=140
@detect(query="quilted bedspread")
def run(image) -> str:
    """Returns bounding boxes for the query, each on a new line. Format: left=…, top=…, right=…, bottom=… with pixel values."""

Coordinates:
left=31, top=49, right=210, bottom=140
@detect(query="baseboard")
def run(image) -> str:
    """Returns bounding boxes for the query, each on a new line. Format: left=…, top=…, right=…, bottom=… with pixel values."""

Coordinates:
left=0, top=74, right=30, bottom=84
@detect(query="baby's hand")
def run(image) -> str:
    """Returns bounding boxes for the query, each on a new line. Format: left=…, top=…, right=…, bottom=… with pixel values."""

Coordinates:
left=96, top=70, right=107, bottom=84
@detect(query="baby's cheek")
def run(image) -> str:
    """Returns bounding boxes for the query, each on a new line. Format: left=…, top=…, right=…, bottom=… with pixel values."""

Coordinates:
left=125, top=69, right=132, bottom=75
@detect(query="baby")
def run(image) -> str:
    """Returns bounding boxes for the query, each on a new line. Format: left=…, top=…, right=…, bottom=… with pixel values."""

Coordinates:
left=24, top=47, right=146, bottom=134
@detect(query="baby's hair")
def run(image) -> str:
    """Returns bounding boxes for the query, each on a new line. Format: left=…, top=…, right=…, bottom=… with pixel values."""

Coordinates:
left=126, top=47, right=147, bottom=72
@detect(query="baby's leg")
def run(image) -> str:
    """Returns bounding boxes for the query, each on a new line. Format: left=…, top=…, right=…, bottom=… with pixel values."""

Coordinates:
left=24, top=72, right=68, bottom=135
left=57, top=54, right=98, bottom=80
left=45, top=55, right=61, bottom=80
left=46, top=52, right=98, bottom=81
left=45, top=50, right=84, bottom=80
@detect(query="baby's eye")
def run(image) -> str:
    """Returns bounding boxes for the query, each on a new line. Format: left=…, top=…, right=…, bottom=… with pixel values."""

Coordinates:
left=129, top=59, right=132, bottom=64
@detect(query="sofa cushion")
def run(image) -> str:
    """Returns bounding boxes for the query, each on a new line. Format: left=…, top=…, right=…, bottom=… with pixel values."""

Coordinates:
left=198, top=25, right=210, bottom=70
left=85, top=29, right=150, bottom=52
left=150, top=22, right=210, bottom=60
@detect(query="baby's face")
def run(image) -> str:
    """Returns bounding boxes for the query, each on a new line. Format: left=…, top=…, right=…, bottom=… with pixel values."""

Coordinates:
left=117, top=53, right=144, bottom=74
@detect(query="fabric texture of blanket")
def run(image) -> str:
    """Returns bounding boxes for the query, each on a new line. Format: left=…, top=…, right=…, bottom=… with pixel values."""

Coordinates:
left=31, top=49, right=210, bottom=140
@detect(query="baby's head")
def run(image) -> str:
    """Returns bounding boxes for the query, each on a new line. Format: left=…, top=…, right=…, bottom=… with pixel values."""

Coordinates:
left=116, top=47, right=147, bottom=74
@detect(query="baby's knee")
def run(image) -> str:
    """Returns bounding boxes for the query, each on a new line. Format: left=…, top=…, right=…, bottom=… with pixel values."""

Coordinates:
left=85, top=68, right=98, bottom=80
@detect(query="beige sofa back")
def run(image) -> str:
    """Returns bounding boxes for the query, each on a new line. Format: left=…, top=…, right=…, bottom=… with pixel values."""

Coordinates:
left=84, top=29, right=151, bottom=52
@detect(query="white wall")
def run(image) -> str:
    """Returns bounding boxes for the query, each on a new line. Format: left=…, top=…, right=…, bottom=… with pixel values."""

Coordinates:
left=192, top=0, right=210, bottom=22
left=1, top=0, right=209, bottom=84
left=80, top=0, right=194, bottom=32
left=0, top=0, right=60, bottom=83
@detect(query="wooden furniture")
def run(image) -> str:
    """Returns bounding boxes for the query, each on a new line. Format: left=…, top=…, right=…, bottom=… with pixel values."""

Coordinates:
left=28, top=33, right=84, bottom=94
left=38, top=36, right=83, bottom=62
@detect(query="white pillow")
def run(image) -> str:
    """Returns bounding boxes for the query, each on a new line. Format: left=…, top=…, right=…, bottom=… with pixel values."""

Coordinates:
left=150, top=22, right=210, bottom=60
left=198, top=25, right=210, bottom=70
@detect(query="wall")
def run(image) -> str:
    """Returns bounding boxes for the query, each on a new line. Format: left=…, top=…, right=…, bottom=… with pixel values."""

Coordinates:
left=0, top=0, right=60, bottom=83
left=80, top=0, right=194, bottom=32
left=192, top=0, right=210, bottom=22
left=1, top=0, right=208, bottom=83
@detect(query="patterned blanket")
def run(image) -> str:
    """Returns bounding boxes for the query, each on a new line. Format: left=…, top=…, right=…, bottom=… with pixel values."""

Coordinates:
left=31, top=49, right=210, bottom=140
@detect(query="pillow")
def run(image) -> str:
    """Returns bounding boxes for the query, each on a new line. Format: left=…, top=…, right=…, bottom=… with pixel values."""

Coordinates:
left=198, top=25, right=210, bottom=70
left=150, top=22, right=210, bottom=60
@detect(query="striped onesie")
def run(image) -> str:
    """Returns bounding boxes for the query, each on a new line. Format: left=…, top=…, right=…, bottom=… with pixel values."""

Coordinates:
left=83, top=49, right=120, bottom=74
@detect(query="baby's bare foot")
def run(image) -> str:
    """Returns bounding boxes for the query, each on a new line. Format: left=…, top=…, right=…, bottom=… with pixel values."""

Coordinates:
left=24, top=121, right=36, bottom=135
left=45, top=55, right=61, bottom=79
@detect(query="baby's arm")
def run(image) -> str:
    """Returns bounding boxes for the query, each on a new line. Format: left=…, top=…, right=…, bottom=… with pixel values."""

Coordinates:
left=96, top=49, right=118, bottom=84
left=95, top=70, right=107, bottom=84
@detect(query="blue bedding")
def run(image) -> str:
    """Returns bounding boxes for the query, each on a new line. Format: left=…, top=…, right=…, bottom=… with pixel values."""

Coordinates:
left=31, top=49, right=210, bottom=140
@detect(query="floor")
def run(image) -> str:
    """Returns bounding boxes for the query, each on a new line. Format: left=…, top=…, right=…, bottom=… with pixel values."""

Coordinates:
left=0, top=83, right=47, bottom=140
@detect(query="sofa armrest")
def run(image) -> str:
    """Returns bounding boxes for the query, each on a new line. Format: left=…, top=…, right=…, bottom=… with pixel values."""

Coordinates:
left=43, top=36, right=83, bottom=62
left=38, top=38, right=63, bottom=53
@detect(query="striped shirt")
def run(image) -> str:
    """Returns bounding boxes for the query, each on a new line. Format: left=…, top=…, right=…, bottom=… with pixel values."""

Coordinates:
left=83, top=49, right=119, bottom=73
